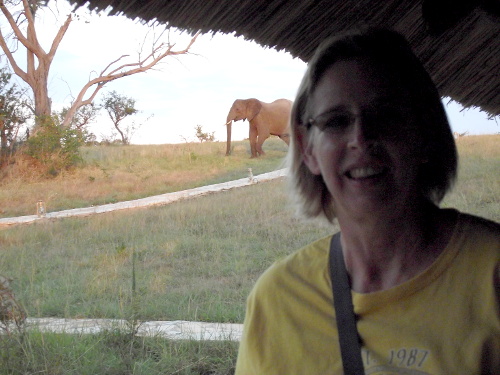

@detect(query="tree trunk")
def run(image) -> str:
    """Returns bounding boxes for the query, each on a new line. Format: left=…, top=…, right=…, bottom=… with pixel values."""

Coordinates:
left=114, top=122, right=127, bottom=145
left=33, top=67, right=51, bottom=120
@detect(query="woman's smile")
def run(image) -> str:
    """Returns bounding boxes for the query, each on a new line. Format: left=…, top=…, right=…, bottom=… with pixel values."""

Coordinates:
left=344, top=165, right=386, bottom=180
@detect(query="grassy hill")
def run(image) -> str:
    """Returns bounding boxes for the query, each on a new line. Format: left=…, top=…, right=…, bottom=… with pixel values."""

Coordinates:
left=0, top=139, right=289, bottom=218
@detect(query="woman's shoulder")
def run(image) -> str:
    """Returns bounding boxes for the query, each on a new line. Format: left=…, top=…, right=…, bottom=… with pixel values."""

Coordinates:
left=251, top=235, right=333, bottom=294
left=454, top=210, right=500, bottom=241
left=445, top=209, right=500, bottom=267
left=271, top=235, right=332, bottom=274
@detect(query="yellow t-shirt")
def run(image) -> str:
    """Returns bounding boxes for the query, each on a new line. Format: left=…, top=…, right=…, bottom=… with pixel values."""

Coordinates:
left=235, top=211, right=500, bottom=374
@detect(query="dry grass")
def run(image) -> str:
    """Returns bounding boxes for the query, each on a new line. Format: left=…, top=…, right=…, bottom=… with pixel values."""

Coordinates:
left=0, top=178, right=333, bottom=322
left=442, top=134, right=500, bottom=221
left=0, top=139, right=288, bottom=217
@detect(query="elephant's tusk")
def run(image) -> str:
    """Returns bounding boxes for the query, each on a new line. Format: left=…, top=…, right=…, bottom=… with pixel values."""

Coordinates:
left=225, top=121, right=232, bottom=126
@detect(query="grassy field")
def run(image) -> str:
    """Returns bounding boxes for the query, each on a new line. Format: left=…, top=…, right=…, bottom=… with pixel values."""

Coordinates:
left=0, top=139, right=289, bottom=218
left=0, top=135, right=498, bottom=374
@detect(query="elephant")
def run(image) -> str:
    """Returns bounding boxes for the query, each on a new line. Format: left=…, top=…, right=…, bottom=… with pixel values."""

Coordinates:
left=225, top=98, right=293, bottom=158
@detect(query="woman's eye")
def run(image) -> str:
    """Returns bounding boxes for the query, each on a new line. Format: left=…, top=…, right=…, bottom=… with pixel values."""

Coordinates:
left=323, top=114, right=352, bottom=130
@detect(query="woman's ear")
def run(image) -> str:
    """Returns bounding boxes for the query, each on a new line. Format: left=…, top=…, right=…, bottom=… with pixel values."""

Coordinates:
left=296, top=126, right=321, bottom=175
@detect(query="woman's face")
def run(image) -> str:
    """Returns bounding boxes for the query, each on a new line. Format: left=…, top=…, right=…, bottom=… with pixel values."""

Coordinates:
left=302, top=58, right=426, bottom=219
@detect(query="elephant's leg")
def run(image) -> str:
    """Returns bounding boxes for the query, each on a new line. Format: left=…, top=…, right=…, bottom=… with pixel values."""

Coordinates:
left=249, top=126, right=258, bottom=158
left=256, top=124, right=270, bottom=157
left=256, top=134, right=269, bottom=156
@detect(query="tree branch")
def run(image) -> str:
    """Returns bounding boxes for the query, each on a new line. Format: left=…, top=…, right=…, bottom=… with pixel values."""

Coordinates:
left=61, top=31, right=201, bottom=128
left=47, top=13, right=72, bottom=61
left=0, top=28, right=30, bottom=83
left=63, top=32, right=201, bottom=126
left=0, top=0, right=38, bottom=52
left=99, top=54, right=130, bottom=76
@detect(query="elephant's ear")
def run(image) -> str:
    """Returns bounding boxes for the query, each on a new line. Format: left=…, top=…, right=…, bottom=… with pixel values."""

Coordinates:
left=246, top=99, right=262, bottom=121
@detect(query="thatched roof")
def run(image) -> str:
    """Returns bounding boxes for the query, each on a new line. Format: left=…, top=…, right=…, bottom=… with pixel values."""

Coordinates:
left=71, top=0, right=500, bottom=117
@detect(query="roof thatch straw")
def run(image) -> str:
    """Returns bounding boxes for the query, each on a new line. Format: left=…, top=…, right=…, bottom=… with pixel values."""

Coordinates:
left=71, top=0, right=500, bottom=117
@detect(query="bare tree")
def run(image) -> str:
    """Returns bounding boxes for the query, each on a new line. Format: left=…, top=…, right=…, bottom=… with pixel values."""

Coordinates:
left=0, top=0, right=200, bottom=128
left=0, top=0, right=68, bottom=121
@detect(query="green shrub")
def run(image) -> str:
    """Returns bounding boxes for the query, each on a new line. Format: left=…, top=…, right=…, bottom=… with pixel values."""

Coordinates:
left=24, top=116, right=85, bottom=175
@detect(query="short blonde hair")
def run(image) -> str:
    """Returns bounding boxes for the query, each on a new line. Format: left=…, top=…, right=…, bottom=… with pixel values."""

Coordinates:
left=286, top=27, right=457, bottom=222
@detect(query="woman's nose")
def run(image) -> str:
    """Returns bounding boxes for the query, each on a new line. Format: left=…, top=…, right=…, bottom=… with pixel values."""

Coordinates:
left=347, top=117, right=375, bottom=149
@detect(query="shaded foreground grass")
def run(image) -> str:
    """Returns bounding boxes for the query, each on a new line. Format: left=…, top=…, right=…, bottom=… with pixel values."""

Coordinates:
left=1, top=329, right=239, bottom=374
left=0, top=134, right=498, bottom=374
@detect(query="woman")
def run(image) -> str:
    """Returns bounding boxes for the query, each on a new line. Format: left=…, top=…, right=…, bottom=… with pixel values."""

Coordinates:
left=235, top=28, right=499, bottom=374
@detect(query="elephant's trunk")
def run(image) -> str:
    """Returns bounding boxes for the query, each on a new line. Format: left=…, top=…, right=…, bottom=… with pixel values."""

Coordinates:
left=225, top=120, right=232, bottom=156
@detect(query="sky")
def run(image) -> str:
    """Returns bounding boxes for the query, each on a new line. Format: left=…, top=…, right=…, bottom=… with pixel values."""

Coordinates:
left=3, top=0, right=499, bottom=144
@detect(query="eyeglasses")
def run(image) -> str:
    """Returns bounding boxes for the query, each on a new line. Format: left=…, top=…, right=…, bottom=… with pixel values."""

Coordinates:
left=307, top=106, right=414, bottom=133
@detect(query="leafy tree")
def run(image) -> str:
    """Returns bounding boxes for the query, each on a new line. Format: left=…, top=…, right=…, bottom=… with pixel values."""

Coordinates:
left=102, top=90, right=138, bottom=145
left=0, top=0, right=200, bottom=129
left=0, top=67, right=29, bottom=165
left=195, top=124, right=215, bottom=143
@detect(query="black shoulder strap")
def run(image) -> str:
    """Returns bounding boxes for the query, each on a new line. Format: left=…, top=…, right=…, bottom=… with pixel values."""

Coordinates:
left=329, top=233, right=365, bottom=374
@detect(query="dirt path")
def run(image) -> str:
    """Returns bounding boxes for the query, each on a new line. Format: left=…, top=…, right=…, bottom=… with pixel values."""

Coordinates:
left=25, top=317, right=243, bottom=341
left=0, top=168, right=287, bottom=227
